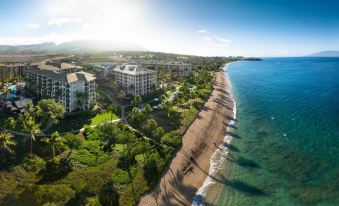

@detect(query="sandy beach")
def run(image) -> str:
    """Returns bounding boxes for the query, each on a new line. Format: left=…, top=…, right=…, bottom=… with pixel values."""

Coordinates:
left=139, top=69, right=234, bottom=206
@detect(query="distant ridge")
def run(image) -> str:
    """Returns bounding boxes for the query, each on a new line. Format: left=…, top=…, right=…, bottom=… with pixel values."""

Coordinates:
left=0, top=39, right=145, bottom=53
left=309, top=50, right=339, bottom=57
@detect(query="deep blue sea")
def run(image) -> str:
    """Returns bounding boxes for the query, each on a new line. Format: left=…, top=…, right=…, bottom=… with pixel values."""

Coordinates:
left=210, top=58, right=339, bottom=205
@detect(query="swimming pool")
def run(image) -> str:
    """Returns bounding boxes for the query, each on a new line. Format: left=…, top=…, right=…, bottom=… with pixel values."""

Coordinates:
left=1, top=83, right=20, bottom=100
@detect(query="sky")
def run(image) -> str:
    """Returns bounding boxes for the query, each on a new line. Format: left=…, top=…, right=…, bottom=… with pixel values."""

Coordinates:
left=0, top=0, right=338, bottom=57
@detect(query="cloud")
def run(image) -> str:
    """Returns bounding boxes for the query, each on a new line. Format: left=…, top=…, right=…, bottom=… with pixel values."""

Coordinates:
left=197, top=29, right=210, bottom=34
left=201, top=36, right=212, bottom=41
left=26, top=23, right=40, bottom=29
left=48, top=17, right=82, bottom=26
left=199, top=31, right=232, bottom=48
left=42, top=0, right=147, bottom=42
left=213, top=35, right=232, bottom=44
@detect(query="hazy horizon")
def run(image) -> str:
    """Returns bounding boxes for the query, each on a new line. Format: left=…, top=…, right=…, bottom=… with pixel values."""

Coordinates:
left=0, top=0, right=338, bottom=57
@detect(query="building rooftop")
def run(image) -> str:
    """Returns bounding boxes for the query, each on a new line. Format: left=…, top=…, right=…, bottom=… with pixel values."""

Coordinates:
left=136, top=60, right=191, bottom=66
left=14, top=98, right=32, bottom=109
left=75, top=71, right=97, bottom=82
left=92, top=62, right=118, bottom=70
left=27, top=68, right=96, bottom=83
left=0, top=63, right=27, bottom=67
left=113, top=64, right=156, bottom=75
left=38, top=61, right=82, bottom=72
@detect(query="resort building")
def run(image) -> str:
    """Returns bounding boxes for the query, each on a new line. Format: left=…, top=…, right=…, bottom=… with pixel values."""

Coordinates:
left=2, top=98, right=32, bottom=113
left=135, top=60, right=192, bottom=78
left=0, top=63, right=28, bottom=81
left=34, top=61, right=82, bottom=74
left=113, top=64, right=157, bottom=96
left=92, top=62, right=117, bottom=80
left=26, top=63, right=96, bottom=113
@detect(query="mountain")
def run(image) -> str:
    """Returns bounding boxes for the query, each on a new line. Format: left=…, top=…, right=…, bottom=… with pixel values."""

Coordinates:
left=56, top=40, right=145, bottom=52
left=309, top=50, right=339, bottom=57
left=0, top=40, right=145, bottom=53
left=0, top=42, right=57, bottom=53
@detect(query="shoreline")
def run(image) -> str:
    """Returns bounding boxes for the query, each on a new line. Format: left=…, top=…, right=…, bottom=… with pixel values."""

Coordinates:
left=193, top=63, right=237, bottom=204
left=139, top=64, right=235, bottom=206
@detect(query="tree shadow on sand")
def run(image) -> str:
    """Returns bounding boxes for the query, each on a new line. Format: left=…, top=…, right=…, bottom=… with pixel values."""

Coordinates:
left=225, top=115, right=236, bottom=121
left=153, top=147, right=265, bottom=206
left=228, top=124, right=237, bottom=129
left=214, top=88, right=229, bottom=95
left=226, top=131, right=241, bottom=139
left=151, top=168, right=199, bottom=206
left=189, top=158, right=267, bottom=197
left=223, top=142, right=240, bottom=152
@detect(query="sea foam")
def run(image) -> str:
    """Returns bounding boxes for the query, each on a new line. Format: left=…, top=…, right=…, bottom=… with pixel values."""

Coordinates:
left=192, top=63, right=237, bottom=206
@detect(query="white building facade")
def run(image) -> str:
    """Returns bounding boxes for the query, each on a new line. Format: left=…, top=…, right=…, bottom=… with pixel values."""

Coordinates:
left=26, top=64, right=96, bottom=113
left=0, top=63, right=28, bottom=81
left=136, top=60, right=192, bottom=78
left=113, top=64, right=157, bottom=96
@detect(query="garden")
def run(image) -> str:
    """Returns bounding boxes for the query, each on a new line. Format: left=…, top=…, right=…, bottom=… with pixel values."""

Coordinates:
left=0, top=51, right=234, bottom=206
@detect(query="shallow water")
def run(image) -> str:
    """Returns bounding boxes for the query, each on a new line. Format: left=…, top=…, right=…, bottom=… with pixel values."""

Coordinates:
left=209, top=58, right=339, bottom=205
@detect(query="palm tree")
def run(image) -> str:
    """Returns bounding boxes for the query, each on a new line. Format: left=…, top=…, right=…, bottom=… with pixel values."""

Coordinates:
left=131, top=95, right=142, bottom=107
left=19, top=112, right=40, bottom=154
left=63, top=134, right=83, bottom=158
left=0, top=132, right=16, bottom=157
left=142, top=119, right=157, bottom=137
left=117, top=90, right=126, bottom=103
left=37, top=99, right=65, bottom=127
left=76, top=92, right=88, bottom=110
left=161, top=100, right=172, bottom=118
left=6, top=117, right=16, bottom=130
left=41, top=132, right=63, bottom=159
left=143, top=104, right=153, bottom=116
left=27, top=118, right=39, bottom=154
left=108, top=103, right=118, bottom=121
left=152, top=127, right=164, bottom=142
left=99, top=181, right=119, bottom=206
left=26, top=102, right=35, bottom=116
left=26, top=102, right=42, bottom=119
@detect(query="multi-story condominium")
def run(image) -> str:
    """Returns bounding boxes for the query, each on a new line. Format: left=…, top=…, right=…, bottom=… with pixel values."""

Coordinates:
left=0, top=63, right=28, bottom=81
left=113, top=64, right=157, bottom=96
left=135, top=60, right=192, bottom=78
left=92, top=62, right=117, bottom=80
left=0, top=61, right=81, bottom=82
left=35, top=61, right=82, bottom=74
left=26, top=63, right=96, bottom=113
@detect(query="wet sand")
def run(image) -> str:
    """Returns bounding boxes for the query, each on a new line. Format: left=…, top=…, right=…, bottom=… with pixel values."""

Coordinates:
left=139, top=70, right=234, bottom=206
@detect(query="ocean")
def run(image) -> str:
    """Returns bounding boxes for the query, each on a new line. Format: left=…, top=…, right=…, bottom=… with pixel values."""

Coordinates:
left=203, top=58, right=339, bottom=205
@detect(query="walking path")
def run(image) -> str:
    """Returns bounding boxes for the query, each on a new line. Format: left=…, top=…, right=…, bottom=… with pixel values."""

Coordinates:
left=0, top=119, right=121, bottom=137
left=100, top=89, right=128, bottom=124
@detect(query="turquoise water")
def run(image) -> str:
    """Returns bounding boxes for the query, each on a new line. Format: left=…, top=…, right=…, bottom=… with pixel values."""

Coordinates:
left=1, top=84, right=19, bottom=100
left=212, top=58, right=339, bottom=205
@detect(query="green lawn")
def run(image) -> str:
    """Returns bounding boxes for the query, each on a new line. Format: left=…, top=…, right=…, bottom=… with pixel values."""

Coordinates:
left=87, top=112, right=119, bottom=126
left=48, top=112, right=119, bottom=133
left=135, top=154, right=145, bottom=164
left=85, top=54, right=110, bottom=62
left=180, top=105, right=199, bottom=127
left=113, top=144, right=124, bottom=153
